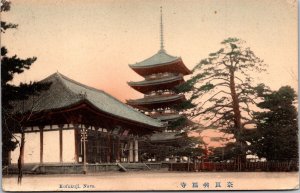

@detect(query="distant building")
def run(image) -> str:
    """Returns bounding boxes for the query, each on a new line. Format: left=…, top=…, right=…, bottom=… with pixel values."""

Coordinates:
left=10, top=72, right=163, bottom=165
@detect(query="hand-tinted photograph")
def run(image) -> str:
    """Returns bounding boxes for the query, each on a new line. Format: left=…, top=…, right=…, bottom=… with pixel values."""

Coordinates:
left=1, top=0, right=298, bottom=191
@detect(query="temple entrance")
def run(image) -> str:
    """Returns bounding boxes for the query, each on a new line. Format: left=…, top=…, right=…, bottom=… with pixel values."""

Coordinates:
left=76, top=129, right=138, bottom=163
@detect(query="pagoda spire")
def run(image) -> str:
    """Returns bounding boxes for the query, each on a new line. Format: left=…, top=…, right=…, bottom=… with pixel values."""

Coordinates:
left=160, top=6, right=165, bottom=51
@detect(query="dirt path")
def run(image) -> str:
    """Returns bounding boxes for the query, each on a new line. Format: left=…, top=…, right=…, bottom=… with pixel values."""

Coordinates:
left=2, top=171, right=299, bottom=191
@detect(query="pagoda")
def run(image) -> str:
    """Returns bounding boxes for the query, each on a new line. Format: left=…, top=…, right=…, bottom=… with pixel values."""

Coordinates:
left=127, top=7, right=191, bottom=131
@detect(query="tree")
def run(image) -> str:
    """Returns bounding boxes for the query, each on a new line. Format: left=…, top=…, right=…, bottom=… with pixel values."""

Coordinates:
left=1, top=0, right=50, bottom=182
left=250, top=86, right=298, bottom=161
left=210, top=142, right=237, bottom=162
left=140, top=133, right=204, bottom=162
left=171, top=135, right=204, bottom=160
left=177, top=38, right=267, bottom=160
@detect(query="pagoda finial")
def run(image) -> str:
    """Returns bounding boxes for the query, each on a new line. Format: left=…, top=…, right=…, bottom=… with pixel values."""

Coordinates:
left=160, top=6, right=164, bottom=51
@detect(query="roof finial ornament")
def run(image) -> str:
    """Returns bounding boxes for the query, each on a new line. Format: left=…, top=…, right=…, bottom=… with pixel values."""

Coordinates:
left=160, top=6, right=165, bottom=52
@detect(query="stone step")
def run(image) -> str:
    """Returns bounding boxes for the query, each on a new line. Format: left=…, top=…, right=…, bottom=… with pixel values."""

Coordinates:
left=117, top=163, right=127, bottom=172
left=118, top=163, right=151, bottom=171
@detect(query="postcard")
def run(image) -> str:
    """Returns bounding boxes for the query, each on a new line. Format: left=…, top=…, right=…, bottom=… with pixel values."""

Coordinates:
left=1, top=0, right=299, bottom=191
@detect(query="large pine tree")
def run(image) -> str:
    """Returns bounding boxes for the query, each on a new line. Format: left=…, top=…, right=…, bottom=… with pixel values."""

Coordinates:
left=1, top=0, right=50, bottom=165
left=177, top=38, right=267, bottom=161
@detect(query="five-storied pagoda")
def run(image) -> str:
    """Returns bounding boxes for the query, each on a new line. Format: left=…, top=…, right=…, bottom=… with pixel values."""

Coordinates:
left=127, top=7, right=191, bottom=133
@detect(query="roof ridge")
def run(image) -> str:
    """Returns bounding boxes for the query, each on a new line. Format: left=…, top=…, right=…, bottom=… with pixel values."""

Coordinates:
left=158, top=49, right=179, bottom=58
left=39, top=72, right=79, bottom=98
left=57, top=73, right=126, bottom=103
left=58, top=73, right=104, bottom=93
left=129, top=58, right=182, bottom=69
left=129, top=49, right=179, bottom=67
left=39, top=72, right=58, bottom=82
left=56, top=72, right=156, bottom=118
left=54, top=72, right=81, bottom=99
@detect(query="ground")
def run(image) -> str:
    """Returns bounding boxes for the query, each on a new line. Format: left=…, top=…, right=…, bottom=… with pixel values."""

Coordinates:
left=2, top=171, right=299, bottom=191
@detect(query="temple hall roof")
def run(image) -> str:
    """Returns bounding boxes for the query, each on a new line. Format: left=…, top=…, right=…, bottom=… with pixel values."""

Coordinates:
left=14, top=72, right=164, bottom=128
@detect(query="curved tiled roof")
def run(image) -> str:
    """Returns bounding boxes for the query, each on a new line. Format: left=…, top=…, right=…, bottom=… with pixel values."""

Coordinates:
left=155, top=114, right=183, bottom=121
left=150, top=132, right=182, bottom=142
left=129, top=49, right=180, bottom=68
left=14, top=72, right=164, bottom=128
left=128, top=74, right=183, bottom=87
left=127, top=95, right=185, bottom=105
left=127, top=94, right=184, bottom=105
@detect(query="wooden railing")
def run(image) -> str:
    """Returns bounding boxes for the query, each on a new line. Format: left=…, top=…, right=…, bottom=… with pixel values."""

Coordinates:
left=145, top=93, right=176, bottom=98
left=145, top=73, right=179, bottom=81
left=150, top=112, right=178, bottom=118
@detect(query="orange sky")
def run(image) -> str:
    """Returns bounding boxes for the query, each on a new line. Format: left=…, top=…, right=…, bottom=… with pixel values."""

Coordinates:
left=2, top=0, right=297, bottom=103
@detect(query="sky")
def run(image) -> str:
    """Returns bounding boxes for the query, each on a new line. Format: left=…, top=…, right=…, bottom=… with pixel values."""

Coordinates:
left=2, top=0, right=298, bottom=101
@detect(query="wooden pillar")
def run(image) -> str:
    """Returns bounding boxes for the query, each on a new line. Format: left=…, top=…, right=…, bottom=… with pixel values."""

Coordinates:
left=116, top=137, right=120, bottom=162
left=39, top=126, right=44, bottom=164
left=121, top=142, right=125, bottom=163
left=134, top=139, right=139, bottom=163
left=111, top=136, right=115, bottom=163
left=107, top=134, right=111, bottom=163
left=126, top=140, right=130, bottom=163
left=84, top=125, right=90, bottom=164
left=96, top=133, right=100, bottom=163
left=132, top=139, right=135, bottom=163
left=129, top=139, right=134, bottom=163
left=74, top=125, right=79, bottom=163
left=59, top=124, right=63, bottom=163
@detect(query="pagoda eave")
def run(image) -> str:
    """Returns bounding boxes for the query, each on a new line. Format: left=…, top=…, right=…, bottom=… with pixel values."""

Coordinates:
left=128, top=76, right=185, bottom=94
left=126, top=95, right=185, bottom=110
left=154, top=114, right=183, bottom=121
left=129, top=59, right=191, bottom=77
left=150, top=132, right=183, bottom=143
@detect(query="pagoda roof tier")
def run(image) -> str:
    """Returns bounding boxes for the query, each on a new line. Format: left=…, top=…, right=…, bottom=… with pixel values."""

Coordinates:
left=150, top=132, right=182, bottom=143
left=126, top=94, right=185, bottom=110
left=154, top=114, right=183, bottom=121
left=128, top=74, right=184, bottom=94
left=129, top=49, right=191, bottom=77
left=13, top=72, right=164, bottom=129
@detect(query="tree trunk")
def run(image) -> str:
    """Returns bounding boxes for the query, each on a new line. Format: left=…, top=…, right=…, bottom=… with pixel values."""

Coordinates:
left=229, top=69, right=246, bottom=162
left=229, top=69, right=242, bottom=135
left=17, top=132, right=25, bottom=184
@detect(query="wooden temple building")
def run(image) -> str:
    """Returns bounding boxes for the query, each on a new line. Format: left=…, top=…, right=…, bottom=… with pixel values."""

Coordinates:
left=127, top=8, right=192, bottom=151
left=10, top=72, right=164, bottom=165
